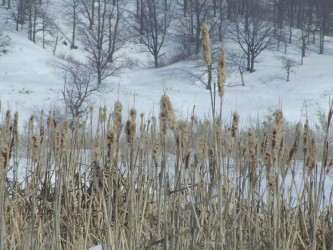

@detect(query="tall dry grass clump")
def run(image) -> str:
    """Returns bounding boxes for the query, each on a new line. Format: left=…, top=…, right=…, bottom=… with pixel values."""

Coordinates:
left=0, top=99, right=332, bottom=249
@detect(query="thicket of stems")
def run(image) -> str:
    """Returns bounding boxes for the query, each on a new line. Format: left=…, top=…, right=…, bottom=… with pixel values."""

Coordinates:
left=0, top=97, right=332, bottom=249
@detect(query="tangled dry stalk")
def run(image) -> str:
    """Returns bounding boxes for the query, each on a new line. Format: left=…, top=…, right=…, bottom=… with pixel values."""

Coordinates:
left=0, top=98, right=333, bottom=250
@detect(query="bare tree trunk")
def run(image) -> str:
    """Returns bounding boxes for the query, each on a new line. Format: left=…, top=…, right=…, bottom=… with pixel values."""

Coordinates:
left=71, top=0, right=77, bottom=48
left=238, top=66, right=245, bottom=86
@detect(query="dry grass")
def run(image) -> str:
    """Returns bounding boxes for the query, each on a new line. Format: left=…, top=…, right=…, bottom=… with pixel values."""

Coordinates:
left=0, top=98, right=333, bottom=250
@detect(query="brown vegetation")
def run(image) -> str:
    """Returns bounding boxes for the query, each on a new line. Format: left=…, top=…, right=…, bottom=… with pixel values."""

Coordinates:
left=0, top=98, right=333, bottom=250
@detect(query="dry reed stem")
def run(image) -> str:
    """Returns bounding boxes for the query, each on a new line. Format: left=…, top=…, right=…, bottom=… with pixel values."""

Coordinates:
left=0, top=102, right=332, bottom=249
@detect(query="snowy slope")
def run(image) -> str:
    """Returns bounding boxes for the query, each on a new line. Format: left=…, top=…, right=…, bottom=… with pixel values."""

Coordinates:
left=1, top=28, right=333, bottom=128
left=1, top=3, right=333, bottom=127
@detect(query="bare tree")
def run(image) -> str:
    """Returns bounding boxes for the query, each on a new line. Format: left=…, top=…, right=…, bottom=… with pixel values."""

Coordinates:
left=316, top=0, right=333, bottom=54
left=229, top=50, right=246, bottom=86
left=176, top=0, right=214, bottom=56
left=281, top=57, right=296, bottom=81
left=141, top=0, right=170, bottom=68
left=80, top=0, right=125, bottom=86
left=79, top=0, right=96, bottom=30
left=62, top=0, right=80, bottom=48
left=229, top=1, right=276, bottom=72
left=61, top=63, right=98, bottom=118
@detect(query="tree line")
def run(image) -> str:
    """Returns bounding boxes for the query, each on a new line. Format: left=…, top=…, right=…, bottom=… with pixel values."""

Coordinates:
left=1, top=0, right=332, bottom=83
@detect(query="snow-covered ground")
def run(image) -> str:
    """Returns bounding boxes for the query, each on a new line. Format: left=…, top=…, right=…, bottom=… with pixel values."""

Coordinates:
left=1, top=26, right=333, bottom=128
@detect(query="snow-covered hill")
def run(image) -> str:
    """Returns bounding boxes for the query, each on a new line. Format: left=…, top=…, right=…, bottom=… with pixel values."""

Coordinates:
left=0, top=3, right=333, bottom=127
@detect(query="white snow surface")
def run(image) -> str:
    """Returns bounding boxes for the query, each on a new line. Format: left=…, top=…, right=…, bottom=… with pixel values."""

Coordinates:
left=1, top=26, right=333, bottom=126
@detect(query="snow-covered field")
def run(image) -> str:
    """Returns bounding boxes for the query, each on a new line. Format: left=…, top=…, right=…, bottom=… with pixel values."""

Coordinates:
left=1, top=21, right=333, bottom=128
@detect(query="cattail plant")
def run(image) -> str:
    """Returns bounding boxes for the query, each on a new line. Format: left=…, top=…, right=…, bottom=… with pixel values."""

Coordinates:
left=202, top=24, right=211, bottom=66
left=0, top=100, right=332, bottom=249
left=160, top=95, right=175, bottom=130
left=114, top=101, right=122, bottom=135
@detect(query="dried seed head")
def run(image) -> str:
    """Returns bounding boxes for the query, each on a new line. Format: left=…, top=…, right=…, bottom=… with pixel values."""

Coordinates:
left=303, top=119, right=309, bottom=155
left=159, top=114, right=168, bottom=138
left=125, top=119, right=136, bottom=146
left=54, top=131, right=61, bottom=160
left=160, top=95, right=175, bottom=129
left=107, top=130, right=115, bottom=159
left=264, top=152, right=272, bottom=170
left=287, top=122, right=302, bottom=164
left=217, top=51, right=226, bottom=97
left=130, top=108, right=137, bottom=121
left=114, top=101, right=122, bottom=133
left=153, top=142, right=159, bottom=165
left=272, top=111, right=284, bottom=163
left=32, top=135, right=41, bottom=163
left=226, top=132, right=233, bottom=155
left=5, top=110, right=11, bottom=130
left=248, top=130, right=258, bottom=170
left=231, top=112, right=239, bottom=138
left=13, top=112, right=18, bottom=143
left=261, top=131, right=268, bottom=155
left=202, top=24, right=211, bottom=65
left=61, top=121, right=69, bottom=152
left=274, top=110, right=283, bottom=126
left=214, top=118, right=222, bottom=140
left=1, top=146, right=8, bottom=170
left=47, top=114, right=54, bottom=130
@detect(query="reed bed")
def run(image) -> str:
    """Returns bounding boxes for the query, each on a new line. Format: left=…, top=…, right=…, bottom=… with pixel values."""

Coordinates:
left=0, top=99, right=333, bottom=250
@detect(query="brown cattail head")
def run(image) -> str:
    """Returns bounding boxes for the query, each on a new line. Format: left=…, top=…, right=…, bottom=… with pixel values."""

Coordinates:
left=217, top=51, right=226, bottom=97
left=226, top=131, right=233, bottom=155
left=1, top=146, right=8, bottom=170
left=32, top=135, right=41, bottom=163
left=107, top=130, right=115, bottom=160
left=231, top=112, right=239, bottom=138
left=159, top=114, right=168, bottom=140
left=153, top=142, right=159, bottom=166
left=274, top=110, right=283, bottom=126
left=214, top=118, right=222, bottom=141
left=303, top=119, right=309, bottom=155
left=130, top=108, right=137, bottom=121
left=160, top=95, right=175, bottom=130
left=5, top=110, right=11, bottom=131
left=47, top=114, right=54, bottom=130
left=202, top=24, right=211, bottom=66
left=264, top=152, right=273, bottom=170
left=125, top=119, right=136, bottom=146
left=13, top=112, right=18, bottom=143
left=261, top=131, right=268, bottom=155
left=287, top=122, right=302, bottom=164
left=272, top=110, right=284, bottom=162
left=28, top=115, right=34, bottom=137
left=248, top=130, right=258, bottom=170
left=114, top=101, right=122, bottom=133
left=54, top=131, right=61, bottom=161
left=307, top=132, right=317, bottom=172
left=61, top=121, right=69, bottom=152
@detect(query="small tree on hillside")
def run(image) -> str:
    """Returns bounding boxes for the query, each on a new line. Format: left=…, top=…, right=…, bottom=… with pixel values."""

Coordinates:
left=229, top=0, right=276, bottom=72
left=61, top=63, right=98, bottom=118
left=80, top=0, right=125, bottom=86
left=140, top=0, right=170, bottom=68
left=281, top=57, right=296, bottom=81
